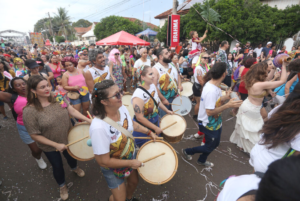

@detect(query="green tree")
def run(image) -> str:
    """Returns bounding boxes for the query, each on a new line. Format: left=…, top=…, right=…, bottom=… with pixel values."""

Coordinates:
left=94, top=16, right=143, bottom=40
left=55, top=36, right=65, bottom=43
left=34, top=18, right=50, bottom=32
left=53, top=7, right=73, bottom=40
left=72, top=19, right=92, bottom=28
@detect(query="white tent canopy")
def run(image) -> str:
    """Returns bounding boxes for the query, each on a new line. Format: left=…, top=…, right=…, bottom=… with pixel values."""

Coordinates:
left=82, top=29, right=95, bottom=38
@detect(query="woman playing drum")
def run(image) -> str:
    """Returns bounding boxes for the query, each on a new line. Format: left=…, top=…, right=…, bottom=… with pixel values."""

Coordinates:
left=131, top=65, right=173, bottom=147
left=89, top=80, right=157, bottom=201
left=23, top=76, right=92, bottom=200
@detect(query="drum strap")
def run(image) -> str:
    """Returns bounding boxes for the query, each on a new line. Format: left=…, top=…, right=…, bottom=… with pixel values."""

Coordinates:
left=103, top=117, right=134, bottom=139
left=156, top=62, right=178, bottom=90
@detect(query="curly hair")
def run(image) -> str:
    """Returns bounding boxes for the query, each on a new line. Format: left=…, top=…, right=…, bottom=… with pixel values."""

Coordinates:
left=287, top=58, right=300, bottom=72
left=244, top=62, right=268, bottom=90
left=108, top=48, right=122, bottom=64
left=61, top=56, right=78, bottom=68
left=88, top=49, right=103, bottom=64
left=92, top=80, right=116, bottom=119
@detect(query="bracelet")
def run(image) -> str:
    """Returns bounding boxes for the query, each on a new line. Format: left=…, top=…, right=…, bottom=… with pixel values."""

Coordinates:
left=146, top=129, right=151, bottom=136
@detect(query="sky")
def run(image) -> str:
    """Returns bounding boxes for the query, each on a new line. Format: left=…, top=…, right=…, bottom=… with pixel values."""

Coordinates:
left=0, top=0, right=186, bottom=36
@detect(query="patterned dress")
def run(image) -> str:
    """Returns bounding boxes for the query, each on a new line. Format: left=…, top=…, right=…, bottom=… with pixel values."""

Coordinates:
left=111, top=61, right=124, bottom=90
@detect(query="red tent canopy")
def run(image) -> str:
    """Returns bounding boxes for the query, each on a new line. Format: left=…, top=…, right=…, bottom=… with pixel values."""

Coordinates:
left=96, top=31, right=150, bottom=46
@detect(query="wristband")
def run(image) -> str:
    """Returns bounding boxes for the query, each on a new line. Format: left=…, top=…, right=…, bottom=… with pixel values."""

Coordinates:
left=146, top=129, right=151, bottom=136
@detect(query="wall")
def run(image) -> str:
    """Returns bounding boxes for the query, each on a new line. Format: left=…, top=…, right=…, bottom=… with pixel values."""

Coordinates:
left=159, top=18, right=167, bottom=28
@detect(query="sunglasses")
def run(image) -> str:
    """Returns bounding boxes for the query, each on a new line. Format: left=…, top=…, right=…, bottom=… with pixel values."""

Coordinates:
left=107, top=91, right=123, bottom=100
left=115, top=53, right=120, bottom=56
left=202, top=57, right=209, bottom=59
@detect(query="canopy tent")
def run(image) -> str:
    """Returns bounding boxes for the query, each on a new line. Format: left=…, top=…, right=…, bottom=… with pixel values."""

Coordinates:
left=95, top=31, right=150, bottom=46
left=135, top=28, right=158, bottom=37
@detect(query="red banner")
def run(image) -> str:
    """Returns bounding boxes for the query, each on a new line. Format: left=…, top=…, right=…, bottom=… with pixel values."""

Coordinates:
left=170, top=15, right=180, bottom=47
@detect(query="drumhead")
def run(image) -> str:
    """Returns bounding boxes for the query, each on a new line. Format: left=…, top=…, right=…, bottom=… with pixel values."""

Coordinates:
left=67, top=122, right=94, bottom=161
left=122, top=94, right=134, bottom=119
left=171, top=96, right=192, bottom=116
left=160, top=114, right=186, bottom=137
left=137, top=140, right=178, bottom=185
left=181, top=82, right=193, bottom=97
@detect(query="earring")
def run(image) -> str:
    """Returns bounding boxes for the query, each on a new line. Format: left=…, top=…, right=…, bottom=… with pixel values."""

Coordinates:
left=141, top=80, right=145, bottom=86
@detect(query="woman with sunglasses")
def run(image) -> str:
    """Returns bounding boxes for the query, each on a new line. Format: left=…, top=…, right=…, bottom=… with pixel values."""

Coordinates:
left=0, top=77, right=47, bottom=169
left=132, top=65, right=173, bottom=147
left=108, top=49, right=127, bottom=91
left=23, top=76, right=92, bottom=200
left=61, top=57, right=90, bottom=117
left=77, top=51, right=91, bottom=72
left=90, top=80, right=157, bottom=201
left=193, top=53, right=210, bottom=142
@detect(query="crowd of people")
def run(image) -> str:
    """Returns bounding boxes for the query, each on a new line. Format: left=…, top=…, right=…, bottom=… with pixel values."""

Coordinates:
left=1, top=29, right=300, bottom=201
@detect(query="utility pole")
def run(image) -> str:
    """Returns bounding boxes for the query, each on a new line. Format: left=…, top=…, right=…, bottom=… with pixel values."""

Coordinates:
left=43, top=24, right=48, bottom=39
left=172, top=0, right=178, bottom=14
left=47, top=12, right=56, bottom=44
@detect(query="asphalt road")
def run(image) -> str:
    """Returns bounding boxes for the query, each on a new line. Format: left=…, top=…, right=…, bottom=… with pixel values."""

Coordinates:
left=0, top=100, right=253, bottom=201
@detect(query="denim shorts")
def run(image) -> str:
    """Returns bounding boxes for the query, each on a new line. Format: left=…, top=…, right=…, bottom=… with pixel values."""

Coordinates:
left=0, top=101, right=4, bottom=106
left=100, top=151, right=136, bottom=189
left=16, top=122, right=34, bottom=144
left=69, top=92, right=90, bottom=105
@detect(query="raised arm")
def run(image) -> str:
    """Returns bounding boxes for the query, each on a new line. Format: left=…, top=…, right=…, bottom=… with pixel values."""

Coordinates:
left=84, top=70, right=95, bottom=94
left=0, top=92, right=12, bottom=103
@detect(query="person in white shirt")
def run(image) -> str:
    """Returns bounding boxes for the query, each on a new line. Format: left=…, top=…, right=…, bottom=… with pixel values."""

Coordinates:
left=133, top=48, right=151, bottom=74
left=153, top=48, right=183, bottom=118
left=85, top=49, right=110, bottom=95
left=253, top=43, right=263, bottom=58
left=249, top=83, right=300, bottom=173
left=90, top=80, right=157, bottom=201
left=182, top=62, right=242, bottom=167
left=131, top=65, right=173, bottom=147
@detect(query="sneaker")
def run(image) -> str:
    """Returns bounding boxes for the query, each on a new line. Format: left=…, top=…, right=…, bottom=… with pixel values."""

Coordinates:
left=201, top=142, right=205, bottom=146
left=36, top=157, right=47, bottom=169
left=126, top=197, right=139, bottom=201
left=196, top=161, right=214, bottom=167
left=73, top=167, right=85, bottom=177
left=194, top=133, right=203, bottom=139
left=182, top=149, right=192, bottom=161
left=3, top=116, right=8, bottom=120
left=60, top=185, right=69, bottom=200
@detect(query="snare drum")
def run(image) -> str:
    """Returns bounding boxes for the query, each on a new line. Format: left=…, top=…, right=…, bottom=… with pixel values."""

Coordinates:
left=180, top=82, right=193, bottom=97
left=171, top=96, right=192, bottom=116
left=160, top=114, right=186, bottom=143
left=137, top=140, right=178, bottom=185
left=67, top=122, right=94, bottom=161
left=122, top=94, right=134, bottom=119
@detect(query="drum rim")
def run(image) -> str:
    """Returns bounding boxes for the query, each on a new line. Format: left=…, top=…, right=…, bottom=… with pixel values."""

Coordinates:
left=160, top=114, right=187, bottom=137
left=67, top=122, right=94, bottom=161
left=171, top=96, right=192, bottom=116
left=136, top=140, right=178, bottom=185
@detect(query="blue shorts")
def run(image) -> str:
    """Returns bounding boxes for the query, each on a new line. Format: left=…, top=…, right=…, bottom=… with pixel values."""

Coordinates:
left=69, top=92, right=90, bottom=105
left=0, top=101, right=4, bottom=106
left=16, top=122, right=35, bottom=144
left=100, top=151, right=136, bottom=189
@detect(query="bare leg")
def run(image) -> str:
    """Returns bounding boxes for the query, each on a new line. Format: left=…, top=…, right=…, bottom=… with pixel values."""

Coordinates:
left=28, top=142, right=42, bottom=159
left=126, top=170, right=139, bottom=200
left=81, top=101, right=90, bottom=117
left=109, top=182, right=126, bottom=201
left=194, top=96, right=200, bottom=115
left=0, top=105, right=7, bottom=118
left=72, top=104, right=81, bottom=113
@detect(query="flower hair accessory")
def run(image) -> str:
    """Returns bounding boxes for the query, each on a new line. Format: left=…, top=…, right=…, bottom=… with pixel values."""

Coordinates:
left=136, top=65, right=145, bottom=79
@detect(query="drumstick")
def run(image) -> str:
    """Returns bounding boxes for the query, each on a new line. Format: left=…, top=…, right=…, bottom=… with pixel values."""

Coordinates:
left=56, top=135, right=89, bottom=151
left=161, top=121, right=177, bottom=130
left=173, top=109, right=180, bottom=113
left=134, top=137, right=164, bottom=140
left=123, top=104, right=129, bottom=106
left=142, top=153, right=165, bottom=163
left=170, top=103, right=180, bottom=106
left=87, top=111, right=94, bottom=120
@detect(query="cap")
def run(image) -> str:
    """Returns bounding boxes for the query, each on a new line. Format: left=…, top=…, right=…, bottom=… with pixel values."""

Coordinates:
left=267, top=41, right=272, bottom=45
left=81, top=47, right=88, bottom=51
left=3, top=54, right=11, bottom=58
left=26, top=60, right=39, bottom=69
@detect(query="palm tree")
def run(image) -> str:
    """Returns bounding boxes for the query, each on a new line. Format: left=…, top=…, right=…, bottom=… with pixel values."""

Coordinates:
left=53, top=7, right=73, bottom=40
left=199, top=1, right=220, bottom=30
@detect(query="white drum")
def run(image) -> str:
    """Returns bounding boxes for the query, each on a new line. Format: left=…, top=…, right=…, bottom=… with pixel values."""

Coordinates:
left=122, top=94, right=134, bottom=119
left=181, top=82, right=193, bottom=97
left=171, top=96, right=192, bottom=116
left=160, top=114, right=186, bottom=143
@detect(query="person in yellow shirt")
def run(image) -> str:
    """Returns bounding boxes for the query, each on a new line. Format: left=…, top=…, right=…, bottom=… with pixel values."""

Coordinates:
left=0, top=60, right=15, bottom=119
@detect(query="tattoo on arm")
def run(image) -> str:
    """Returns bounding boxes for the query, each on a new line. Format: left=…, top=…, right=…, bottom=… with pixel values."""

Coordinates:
left=134, top=104, right=141, bottom=113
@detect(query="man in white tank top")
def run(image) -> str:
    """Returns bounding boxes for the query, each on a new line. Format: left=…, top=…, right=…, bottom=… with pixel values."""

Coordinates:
left=85, top=49, right=110, bottom=95
left=153, top=48, right=182, bottom=117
